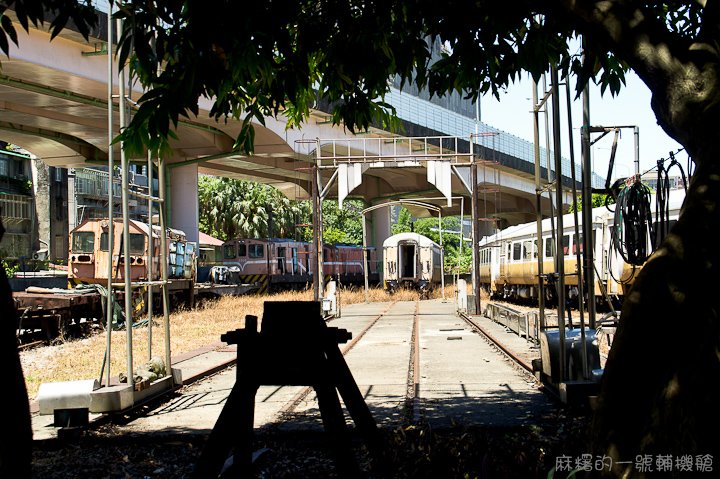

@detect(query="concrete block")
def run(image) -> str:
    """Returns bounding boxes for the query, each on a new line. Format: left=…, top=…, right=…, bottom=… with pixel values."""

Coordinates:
left=89, top=384, right=134, bottom=413
left=37, top=379, right=99, bottom=415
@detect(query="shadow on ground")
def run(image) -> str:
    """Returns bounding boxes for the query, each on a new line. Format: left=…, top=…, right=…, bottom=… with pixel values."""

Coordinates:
left=31, top=388, right=592, bottom=479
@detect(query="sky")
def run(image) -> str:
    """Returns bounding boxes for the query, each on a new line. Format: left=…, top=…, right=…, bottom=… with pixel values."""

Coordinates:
left=478, top=70, right=686, bottom=183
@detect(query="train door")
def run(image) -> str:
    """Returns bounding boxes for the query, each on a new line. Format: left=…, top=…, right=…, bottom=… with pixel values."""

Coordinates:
left=489, top=245, right=500, bottom=291
left=498, top=241, right=510, bottom=280
left=69, top=225, right=97, bottom=281
left=399, top=242, right=416, bottom=279
left=98, top=224, right=117, bottom=280
left=277, top=247, right=286, bottom=274
left=291, top=247, right=299, bottom=274
left=383, top=245, right=398, bottom=282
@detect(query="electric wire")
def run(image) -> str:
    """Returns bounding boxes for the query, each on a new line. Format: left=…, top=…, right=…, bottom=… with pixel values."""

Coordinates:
left=611, top=180, right=654, bottom=266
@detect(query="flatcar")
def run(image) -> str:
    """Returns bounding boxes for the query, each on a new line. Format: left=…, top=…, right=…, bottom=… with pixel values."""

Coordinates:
left=221, top=238, right=379, bottom=293
left=383, top=232, right=443, bottom=294
left=68, top=218, right=196, bottom=305
left=477, top=187, right=685, bottom=306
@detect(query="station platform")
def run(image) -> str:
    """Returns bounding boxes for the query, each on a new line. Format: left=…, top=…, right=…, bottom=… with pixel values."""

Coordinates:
left=31, top=299, right=553, bottom=441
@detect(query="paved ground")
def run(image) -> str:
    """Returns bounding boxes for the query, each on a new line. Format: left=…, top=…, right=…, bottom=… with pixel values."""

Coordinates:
left=32, top=299, right=553, bottom=441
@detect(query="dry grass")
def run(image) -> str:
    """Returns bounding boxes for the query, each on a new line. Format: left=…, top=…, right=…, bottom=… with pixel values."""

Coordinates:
left=20, top=284, right=459, bottom=400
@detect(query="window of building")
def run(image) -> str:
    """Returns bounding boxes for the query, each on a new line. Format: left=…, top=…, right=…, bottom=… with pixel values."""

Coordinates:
left=0, top=158, right=8, bottom=177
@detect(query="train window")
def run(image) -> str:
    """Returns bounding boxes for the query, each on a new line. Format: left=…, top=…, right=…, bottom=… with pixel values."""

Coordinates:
left=99, top=232, right=112, bottom=251
left=523, top=241, right=533, bottom=260
left=512, top=242, right=522, bottom=261
left=562, top=235, right=570, bottom=256
left=129, top=234, right=145, bottom=254
left=544, top=237, right=554, bottom=258
left=249, top=244, right=264, bottom=258
left=534, top=239, right=539, bottom=258
left=572, top=234, right=584, bottom=255
left=72, top=232, right=94, bottom=253
left=506, top=243, right=512, bottom=261
left=223, top=244, right=236, bottom=259
left=238, top=244, right=247, bottom=257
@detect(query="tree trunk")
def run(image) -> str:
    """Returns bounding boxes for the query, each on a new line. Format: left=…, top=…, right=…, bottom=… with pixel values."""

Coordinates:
left=0, top=218, right=32, bottom=478
left=592, top=157, right=720, bottom=476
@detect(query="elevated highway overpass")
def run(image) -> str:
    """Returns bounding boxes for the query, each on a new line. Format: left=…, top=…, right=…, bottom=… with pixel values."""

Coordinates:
left=0, top=5, right=602, bottom=248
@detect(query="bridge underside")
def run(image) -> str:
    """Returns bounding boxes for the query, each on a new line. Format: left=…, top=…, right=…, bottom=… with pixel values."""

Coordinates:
left=1, top=23, right=565, bottom=240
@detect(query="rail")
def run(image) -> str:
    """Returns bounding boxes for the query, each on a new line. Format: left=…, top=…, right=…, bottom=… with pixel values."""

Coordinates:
left=482, top=303, right=540, bottom=343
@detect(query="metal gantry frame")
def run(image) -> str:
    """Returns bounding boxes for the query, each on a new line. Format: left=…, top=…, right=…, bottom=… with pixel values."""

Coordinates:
left=101, top=10, right=173, bottom=396
left=530, top=55, right=617, bottom=385
left=306, top=135, right=487, bottom=311
left=360, top=200, right=445, bottom=303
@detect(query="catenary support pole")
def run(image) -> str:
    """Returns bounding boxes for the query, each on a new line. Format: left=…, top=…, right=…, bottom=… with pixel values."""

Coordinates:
left=532, top=80, right=547, bottom=329
left=471, top=144, right=481, bottom=315
left=104, top=4, right=115, bottom=388
left=550, top=65, right=566, bottom=383
left=117, top=16, right=134, bottom=386
left=581, top=39, right=597, bottom=330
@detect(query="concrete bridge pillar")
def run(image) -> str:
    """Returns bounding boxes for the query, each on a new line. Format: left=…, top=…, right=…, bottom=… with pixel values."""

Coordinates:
left=370, top=207, right=392, bottom=249
left=169, top=163, right=199, bottom=243
left=478, top=220, right=498, bottom=240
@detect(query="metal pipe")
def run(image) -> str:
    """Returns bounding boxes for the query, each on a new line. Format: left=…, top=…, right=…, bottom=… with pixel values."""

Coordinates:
left=470, top=140, right=481, bottom=315
left=362, top=213, right=369, bottom=303
left=438, top=210, right=445, bottom=300
left=532, top=79, right=546, bottom=329
left=158, top=159, right=172, bottom=381
left=634, top=126, right=640, bottom=176
left=581, top=39, right=597, bottom=330
left=565, top=78, right=588, bottom=380
left=543, top=74, right=557, bottom=251
left=146, top=150, right=153, bottom=359
left=117, top=17, right=133, bottom=388
left=312, top=160, right=322, bottom=300
left=550, top=65, right=566, bottom=383
left=103, top=3, right=115, bottom=389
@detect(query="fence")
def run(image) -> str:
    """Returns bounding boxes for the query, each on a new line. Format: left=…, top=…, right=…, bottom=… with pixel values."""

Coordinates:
left=482, top=302, right=541, bottom=343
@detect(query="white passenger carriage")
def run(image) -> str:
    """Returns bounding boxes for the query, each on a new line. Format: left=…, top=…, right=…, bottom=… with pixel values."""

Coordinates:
left=383, top=232, right=442, bottom=293
left=478, top=188, right=685, bottom=305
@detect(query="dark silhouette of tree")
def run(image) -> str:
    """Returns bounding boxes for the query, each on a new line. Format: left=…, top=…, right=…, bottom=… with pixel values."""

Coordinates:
left=0, top=214, right=32, bottom=478
left=0, top=3, right=97, bottom=476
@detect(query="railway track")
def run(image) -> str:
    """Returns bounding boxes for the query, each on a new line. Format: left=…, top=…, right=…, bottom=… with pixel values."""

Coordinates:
left=275, top=300, right=401, bottom=421
left=35, top=298, right=556, bottom=444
